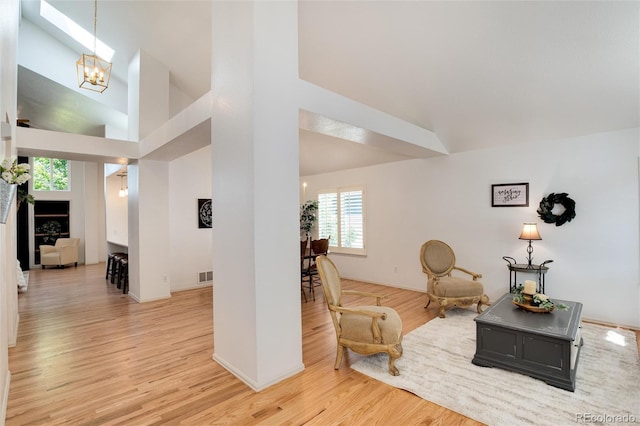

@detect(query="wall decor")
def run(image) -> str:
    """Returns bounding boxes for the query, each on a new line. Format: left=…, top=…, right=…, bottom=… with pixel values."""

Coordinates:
left=491, top=183, right=529, bottom=207
left=198, top=198, right=212, bottom=228
left=537, top=192, right=576, bottom=226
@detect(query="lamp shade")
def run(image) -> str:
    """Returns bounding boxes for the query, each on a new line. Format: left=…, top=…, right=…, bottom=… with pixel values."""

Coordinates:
left=519, top=222, right=541, bottom=240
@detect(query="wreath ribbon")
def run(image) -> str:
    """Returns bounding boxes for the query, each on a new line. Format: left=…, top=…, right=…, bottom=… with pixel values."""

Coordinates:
left=537, top=193, right=576, bottom=226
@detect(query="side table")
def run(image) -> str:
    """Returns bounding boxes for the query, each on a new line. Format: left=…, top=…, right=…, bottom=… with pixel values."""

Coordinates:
left=503, top=256, right=553, bottom=294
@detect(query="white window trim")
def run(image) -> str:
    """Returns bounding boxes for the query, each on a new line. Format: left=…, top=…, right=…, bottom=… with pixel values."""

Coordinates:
left=32, top=157, right=71, bottom=192
left=318, top=185, right=366, bottom=256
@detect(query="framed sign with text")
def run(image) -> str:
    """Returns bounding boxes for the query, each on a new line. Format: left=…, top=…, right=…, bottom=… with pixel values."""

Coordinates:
left=491, top=183, right=529, bottom=207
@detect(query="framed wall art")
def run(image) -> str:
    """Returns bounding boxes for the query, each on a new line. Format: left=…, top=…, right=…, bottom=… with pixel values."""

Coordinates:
left=198, top=198, right=212, bottom=228
left=491, top=183, right=529, bottom=207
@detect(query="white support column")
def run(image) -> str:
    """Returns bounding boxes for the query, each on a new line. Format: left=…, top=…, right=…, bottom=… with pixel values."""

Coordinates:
left=126, top=159, right=171, bottom=301
left=127, top=49, right=172, bottom=302
left=211, top=1, right=303, bottom=390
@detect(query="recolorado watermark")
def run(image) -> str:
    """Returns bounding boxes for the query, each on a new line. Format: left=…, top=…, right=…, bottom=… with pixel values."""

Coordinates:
left=576, top=413, right=637, bottom=424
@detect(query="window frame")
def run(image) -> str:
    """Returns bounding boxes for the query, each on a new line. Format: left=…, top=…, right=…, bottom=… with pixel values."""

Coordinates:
left=317, top=185, right=366, bottom=256
left=32, top=157, right=71, bottom=192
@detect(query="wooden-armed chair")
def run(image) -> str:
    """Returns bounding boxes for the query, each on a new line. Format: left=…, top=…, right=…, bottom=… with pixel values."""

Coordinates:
left=316, top=255, right=403, bottom=376
left=420, top=240, right=489, bottom=318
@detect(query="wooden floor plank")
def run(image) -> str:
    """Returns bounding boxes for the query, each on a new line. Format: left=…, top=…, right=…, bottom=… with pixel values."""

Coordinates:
left=6, top=264, right=637, bottom=425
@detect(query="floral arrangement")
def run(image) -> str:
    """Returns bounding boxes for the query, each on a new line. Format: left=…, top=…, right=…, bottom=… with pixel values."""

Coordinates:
left=512, top=284, right=568, bottom=311
left=0, top=158, right=31, bottom=185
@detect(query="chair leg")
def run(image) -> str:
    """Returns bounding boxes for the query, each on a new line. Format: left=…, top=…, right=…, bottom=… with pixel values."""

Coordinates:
left=310, top=278, right=315, bottom=301
left=122, top=264, right=129, bottom=294
left=424, top=297, right=431, bottom=309
left=334, top=345, right=345, bottom=370
left=105, top=256, right=113, bottom=279
left=477, top=294, right=490, bottom=313
left=387, top=343, right=402, bottom=376
left=438, top=304, right=447, bottom=318
left=111, top=258, right=120, bottom=284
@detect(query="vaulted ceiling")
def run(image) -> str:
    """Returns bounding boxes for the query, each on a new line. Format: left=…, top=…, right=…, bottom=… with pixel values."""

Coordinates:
left=17, top=1, right=640, bottom=175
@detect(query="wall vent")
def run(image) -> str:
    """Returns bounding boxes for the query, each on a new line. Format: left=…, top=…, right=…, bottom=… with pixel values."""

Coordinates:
left=197, top=271, right=213, bottom=284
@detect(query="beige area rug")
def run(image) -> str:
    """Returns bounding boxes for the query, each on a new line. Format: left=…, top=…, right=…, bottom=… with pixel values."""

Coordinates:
left=351, top=308, right=640, bottom=425
left=18, top=271, right=29, bottom=292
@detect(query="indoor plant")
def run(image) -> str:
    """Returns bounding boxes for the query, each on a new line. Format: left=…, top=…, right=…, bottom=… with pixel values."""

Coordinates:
left=300, top=200, right=318, bottom=238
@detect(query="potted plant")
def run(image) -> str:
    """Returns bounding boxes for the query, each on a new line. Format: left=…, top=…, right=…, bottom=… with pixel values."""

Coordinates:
left=300, top=200, right=318, bottom=239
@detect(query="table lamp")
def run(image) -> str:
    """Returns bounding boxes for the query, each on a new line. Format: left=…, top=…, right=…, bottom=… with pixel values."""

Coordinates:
left=519, top=222, right=541, bottom=268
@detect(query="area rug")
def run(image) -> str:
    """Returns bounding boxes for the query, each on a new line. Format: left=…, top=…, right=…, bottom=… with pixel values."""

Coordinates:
left=18, top=271, right=29, bottom=293
left=351, top=308, right=640, bottom=425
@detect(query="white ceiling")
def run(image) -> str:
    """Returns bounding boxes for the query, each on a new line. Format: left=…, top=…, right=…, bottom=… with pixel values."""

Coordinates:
left=16, top=1, right=640, bottom=175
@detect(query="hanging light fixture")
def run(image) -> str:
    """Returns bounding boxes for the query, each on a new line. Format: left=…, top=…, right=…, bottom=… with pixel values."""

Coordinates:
left=117, top=173, right=127, bottom=198
left=76, top=0, right=111, bottom=93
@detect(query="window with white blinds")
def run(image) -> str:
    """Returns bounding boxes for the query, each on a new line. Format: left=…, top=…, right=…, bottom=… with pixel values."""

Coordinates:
left=318, top=186, right=365, bottom=255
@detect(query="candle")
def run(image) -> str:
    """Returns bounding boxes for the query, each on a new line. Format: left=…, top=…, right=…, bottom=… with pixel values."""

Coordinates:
left=523, top=280, right=536, bottom=295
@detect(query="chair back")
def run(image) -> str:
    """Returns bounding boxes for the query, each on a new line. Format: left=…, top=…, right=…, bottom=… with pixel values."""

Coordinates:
left=316, top=255, right=342, bottom=307
left=55, top=238, right=79, bottom=248
left=420, top=240, right=456, bottom=277
left=311, top=237, right=330, bottom=256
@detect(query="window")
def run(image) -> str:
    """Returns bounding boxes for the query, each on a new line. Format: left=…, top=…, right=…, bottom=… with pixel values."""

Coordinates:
left=33, top=157, right=70, bottom=191
left=318, top=186, right=365, bottom=255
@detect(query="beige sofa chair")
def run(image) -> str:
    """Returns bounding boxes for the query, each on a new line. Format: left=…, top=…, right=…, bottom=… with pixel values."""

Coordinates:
left=40, top=238, right=79, bottom=269
left=316, top=255, right=403, bottom=376
left=420, top=240, right=489, bottom=318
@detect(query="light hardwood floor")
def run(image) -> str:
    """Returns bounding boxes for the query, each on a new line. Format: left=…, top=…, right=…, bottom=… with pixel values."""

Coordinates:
left=6, top=264, right=638, bottom=425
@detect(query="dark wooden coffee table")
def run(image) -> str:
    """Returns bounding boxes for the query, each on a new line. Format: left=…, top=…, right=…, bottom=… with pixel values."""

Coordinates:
left=472, top=293, right=583, bottom=391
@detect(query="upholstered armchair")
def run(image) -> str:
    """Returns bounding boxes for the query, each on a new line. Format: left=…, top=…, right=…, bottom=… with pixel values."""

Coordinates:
left=316, top=255, right=403, bottom=376
left=420, top=240, right=489, bottom=318
left=40, top=238, right=80, bottom=269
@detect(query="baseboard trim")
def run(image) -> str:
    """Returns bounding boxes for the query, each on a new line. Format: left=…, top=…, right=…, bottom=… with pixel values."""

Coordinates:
left=212, top=353, right=304, bottom=392
left=1, top=370, right=11, bottom=424
left=341, top=276, right=425, bottom=293
left=127, top=292, right=172, bottom=304
left=582, top=317, right=640, bottom=332
left=8, top=313, right=19, bottom=348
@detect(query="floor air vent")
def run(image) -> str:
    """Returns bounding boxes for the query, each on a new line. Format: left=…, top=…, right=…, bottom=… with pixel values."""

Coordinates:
left=198, top=271, right=213, bottom=284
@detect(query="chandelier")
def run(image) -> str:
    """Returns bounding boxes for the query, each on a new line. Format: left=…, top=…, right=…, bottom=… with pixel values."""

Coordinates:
left=76, top=0, right=111, bottom=93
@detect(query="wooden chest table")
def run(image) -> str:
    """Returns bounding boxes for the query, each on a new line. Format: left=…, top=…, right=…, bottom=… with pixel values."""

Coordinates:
left=472, top=293, right=583, bottom=391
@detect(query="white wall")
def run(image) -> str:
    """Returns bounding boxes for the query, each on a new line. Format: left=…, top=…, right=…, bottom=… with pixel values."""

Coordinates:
left=105, top=169, right=128, bottom=247
left=302, top=128, right=640, bottom=329
left=18, top=18, right=127, bottom=117
left=169, top=145, right=212, bottom=291
left=0, top=0, right=19, bottom=419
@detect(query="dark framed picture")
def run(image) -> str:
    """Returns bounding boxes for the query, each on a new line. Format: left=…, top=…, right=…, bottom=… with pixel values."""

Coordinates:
left=491, top=183, right=529, bottom=207
left=198, top=198, right=212, bottom=228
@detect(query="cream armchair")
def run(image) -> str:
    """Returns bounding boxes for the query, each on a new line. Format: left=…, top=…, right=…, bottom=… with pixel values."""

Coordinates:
left=420, top=240, right=489, bottom=318
left=316, top=255, right=403, bottom=376
left=40, top=238, right=79, bottom=269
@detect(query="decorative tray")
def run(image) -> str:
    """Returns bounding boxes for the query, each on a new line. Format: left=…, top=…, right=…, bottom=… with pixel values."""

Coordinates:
left=512, top=300, right=554, bottom=313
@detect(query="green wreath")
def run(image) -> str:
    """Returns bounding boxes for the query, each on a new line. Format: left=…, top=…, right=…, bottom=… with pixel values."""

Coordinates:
left=537, top=193, right=576, bottom=226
